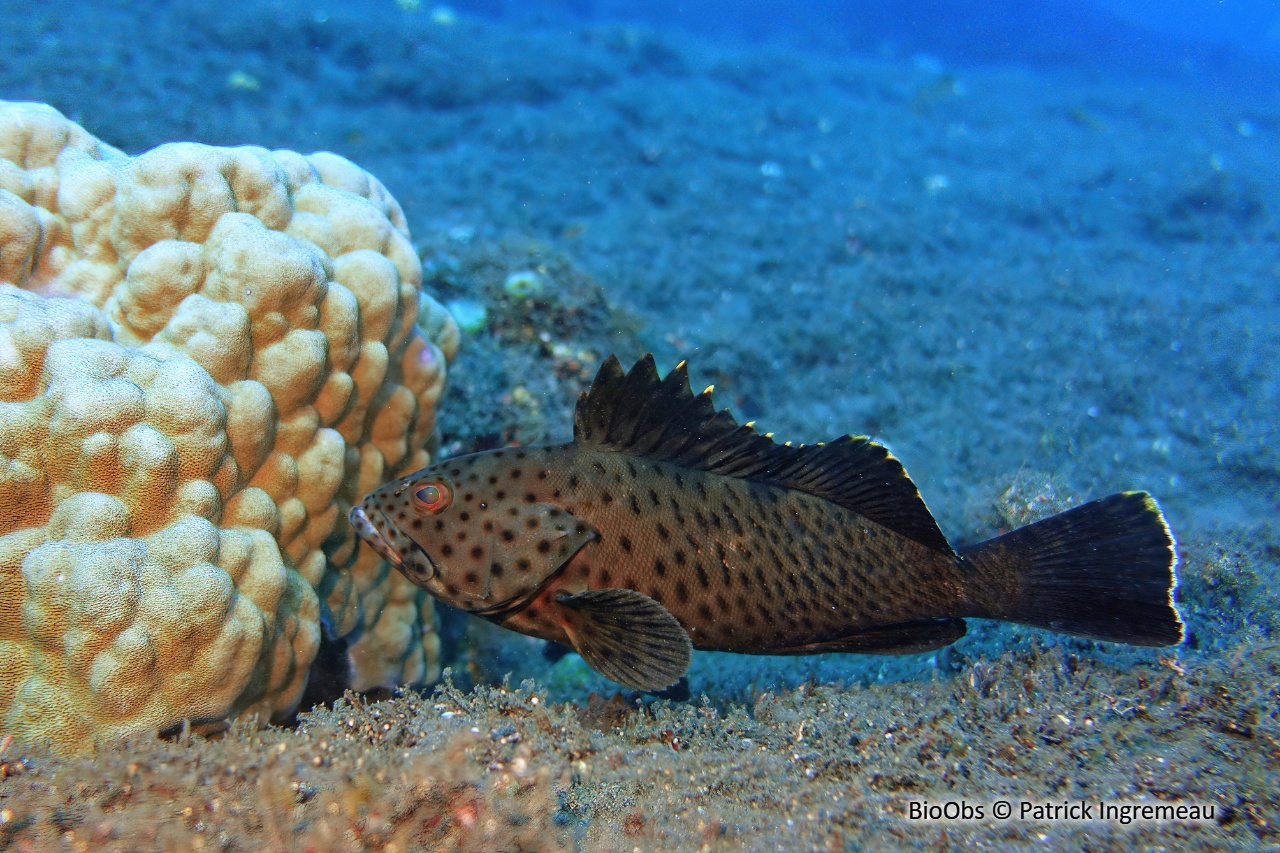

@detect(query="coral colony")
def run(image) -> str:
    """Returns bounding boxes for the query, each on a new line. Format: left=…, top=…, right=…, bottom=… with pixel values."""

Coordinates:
left=0, top=101, right=455, bottom=749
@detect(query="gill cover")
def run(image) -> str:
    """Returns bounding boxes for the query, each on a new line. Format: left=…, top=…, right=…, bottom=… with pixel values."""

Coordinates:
left=476, top=502, right=599, bottom=610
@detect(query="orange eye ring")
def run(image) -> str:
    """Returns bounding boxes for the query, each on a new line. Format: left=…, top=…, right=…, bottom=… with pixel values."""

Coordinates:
left=413, top=481, right=452, bottom=514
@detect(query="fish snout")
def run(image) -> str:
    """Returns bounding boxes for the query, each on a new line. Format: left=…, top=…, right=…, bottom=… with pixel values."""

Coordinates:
left=350, top=504, right=420, bottom=575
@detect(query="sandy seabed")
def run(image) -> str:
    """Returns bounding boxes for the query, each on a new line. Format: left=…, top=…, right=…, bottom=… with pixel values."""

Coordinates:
left=1, top=640, right=1274, bottom=851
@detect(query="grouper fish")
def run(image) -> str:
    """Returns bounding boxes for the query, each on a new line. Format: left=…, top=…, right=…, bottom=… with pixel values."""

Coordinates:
left=350, top=354, right=1182, bottom=691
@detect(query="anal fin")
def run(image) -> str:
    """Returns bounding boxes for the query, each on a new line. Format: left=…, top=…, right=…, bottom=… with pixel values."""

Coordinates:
left=772, top=618, right=967, bottom=656
left=555, top=588, right=692, bottom=691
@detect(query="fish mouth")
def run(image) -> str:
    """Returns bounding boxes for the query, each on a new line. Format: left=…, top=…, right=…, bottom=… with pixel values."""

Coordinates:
left=350, top=505, right=405, bottom=569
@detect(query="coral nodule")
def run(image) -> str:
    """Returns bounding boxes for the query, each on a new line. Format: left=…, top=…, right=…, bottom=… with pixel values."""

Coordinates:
left=0, top=100, right=460, bottom=751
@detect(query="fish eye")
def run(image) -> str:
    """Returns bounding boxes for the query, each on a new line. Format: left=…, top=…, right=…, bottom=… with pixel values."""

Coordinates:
left=413, top=481, right=453, bottom=514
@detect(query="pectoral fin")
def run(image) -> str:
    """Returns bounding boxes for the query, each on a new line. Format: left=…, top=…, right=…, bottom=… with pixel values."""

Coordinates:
left=555, top=588, right=692, bottom=691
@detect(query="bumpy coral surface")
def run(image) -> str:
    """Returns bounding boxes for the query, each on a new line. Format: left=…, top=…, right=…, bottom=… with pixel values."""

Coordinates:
left=0, top=101, right=459, bottom=749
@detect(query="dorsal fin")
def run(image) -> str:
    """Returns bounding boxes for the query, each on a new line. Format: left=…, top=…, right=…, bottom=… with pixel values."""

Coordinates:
left=574, top=354, right=954, bottom=555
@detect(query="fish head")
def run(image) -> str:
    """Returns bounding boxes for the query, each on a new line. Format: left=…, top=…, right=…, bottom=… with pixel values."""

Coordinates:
left=349, top=453, right=597, bottom=614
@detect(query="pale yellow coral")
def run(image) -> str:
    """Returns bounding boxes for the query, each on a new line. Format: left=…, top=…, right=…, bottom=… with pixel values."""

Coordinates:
left=0, top=101, right=459, bottom=749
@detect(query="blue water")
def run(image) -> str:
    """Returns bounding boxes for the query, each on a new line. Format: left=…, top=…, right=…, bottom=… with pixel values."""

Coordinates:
left=460, top=0, right=1280, bottom=68
left=3, top=0, right=1277, bottom=698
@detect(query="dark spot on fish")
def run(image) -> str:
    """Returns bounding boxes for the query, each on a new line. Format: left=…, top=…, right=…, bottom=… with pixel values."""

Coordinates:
left=456, top=531, right=467, bottom=542
left=649, top=489, right=660, bottom=507
left=527, top=604, right=538, bottom=617
left=602, top=491, right=613, bottom=503
left=537, top=539, right=551, bottom=554
left=715, top=594, right=729, bottom=613
left=526, top=517, right=539, bottom=529
left=516, top=450, right=527, bottom=459
left=483, top=520, right=494, bottom=532
left=575, top=523, right=588, bottom=535
left=464, top=570, right=478, bottom=583
left=489, top=475, right=498, bottom=485
left=694, top=510, right=708, bottom=529
left=722, top=506, right=743, bottom=534
left=650, top=589, right=664, bottom=604
left=517, top=558, right=531, bottom=571
left=450, top=468, right=461, bottom=477
left=580, top=564, right=591, bottom=578
left=601, top=569, right=612, bottom=585
left=674, top=550, right=686, bottom=566
left=496, top=490, right=506, bottom=500
left=442, top=544, right=453, bottom=556
left=709, top=512, right=722, bottom=529
left=491, top=563, right=504, bottom=577
left=501, top=530, right=515, bottom=542
left=538, top=470, right=548, bottom=480
left=591, top=461, right=606, bottom=475
left=435, top=520, right=445, bottom=531
left=510, top=469, right=522, bottom=479
left=524, top=493, right=537, bottom=503
left=464, top=493, right=475, bottom=503
left=654, top=559, right=666, bottom=577
left=628, top=494, right=641, bottom=514
left=626, top=461, right=637, bottom=478
left=470, top=546, right=483, bottom=560
left=508, top=507, right=519, bottom=516
left=459, top=512, right=470, bottom=522
left=675, top=580, right=689, bottom=603
left=619, top=535, right=632, bottom=553
left=673, top=472, right=685, bottom=490
left=493, top=450, right=505, bottom=458
left=696, top=481, right=708, bottom=500
left=656, top=523, right=670, bottom=541
left=397, top=511, right=406, bottom=521
left=569, top=475, right=579, bottom=489
left=697, top=604, right=712, bottom=620
left=694, top=563, right=710, bottom=588
left=412, top=519, right=422, bottom=530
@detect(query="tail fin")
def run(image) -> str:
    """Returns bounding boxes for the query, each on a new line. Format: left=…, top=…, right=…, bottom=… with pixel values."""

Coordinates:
left=960, top=491, right=1183, bottom=646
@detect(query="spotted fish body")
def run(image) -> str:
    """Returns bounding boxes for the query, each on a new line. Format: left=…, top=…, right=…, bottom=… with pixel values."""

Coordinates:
left=352, top=355, right=1183, bottom=691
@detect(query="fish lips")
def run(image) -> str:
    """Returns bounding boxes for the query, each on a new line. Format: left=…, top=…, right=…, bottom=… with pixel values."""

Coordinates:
left=349, top=504, right=436, bottom=580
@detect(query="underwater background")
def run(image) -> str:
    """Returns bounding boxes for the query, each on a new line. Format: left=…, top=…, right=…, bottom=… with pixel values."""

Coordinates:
left=1, top=0, right=1277, bottom=849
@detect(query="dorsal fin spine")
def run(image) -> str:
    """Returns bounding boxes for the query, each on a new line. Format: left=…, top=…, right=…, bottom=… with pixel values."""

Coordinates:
left=574, top=354, right=955, bottom=555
